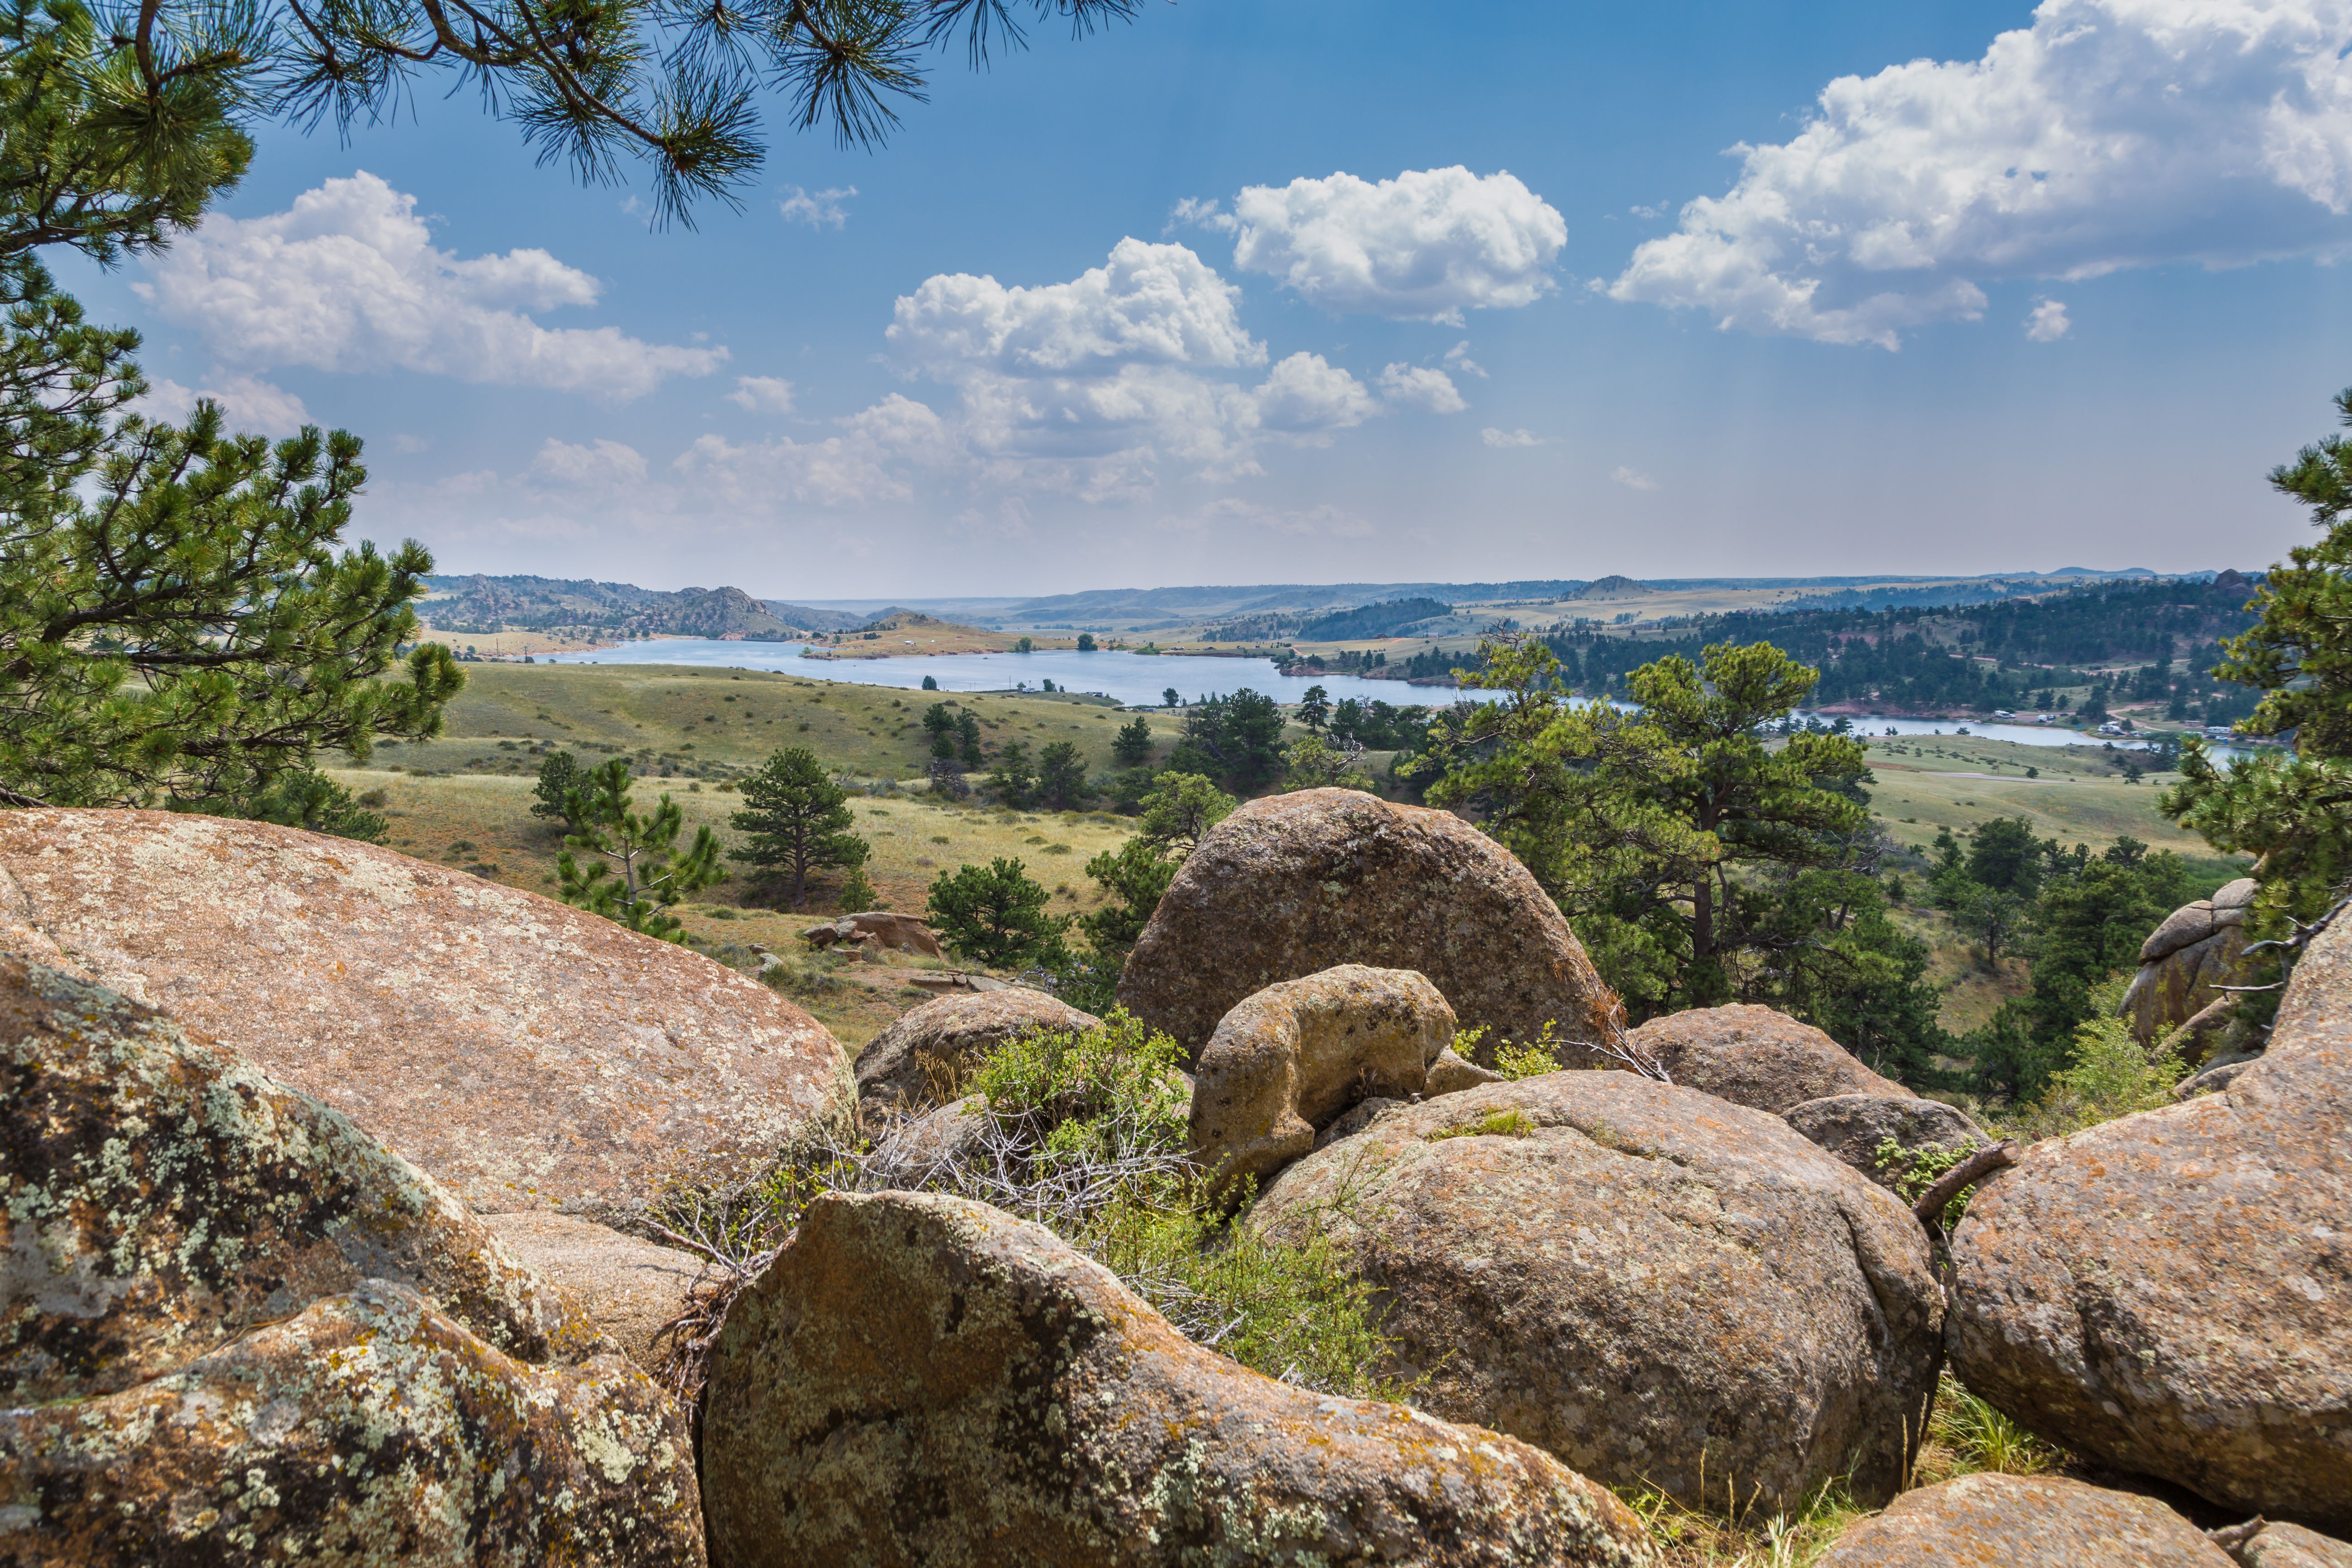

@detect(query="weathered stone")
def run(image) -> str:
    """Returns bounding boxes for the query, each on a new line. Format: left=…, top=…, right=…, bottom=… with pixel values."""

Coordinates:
left=864, top=1092, right=994, bottom=1185
left=2143, top=900, right=2223, bottom=965
left=1813, top=1473, right=2230, bottom=1568
left=1948, top=915, right=2352, bottom=1530
left=1314, top=1095, right=1408, bottom=1151
left=1626, top=1003, right=1912, bottom=1112
left=1189, top=965, right=1455, bottom=1192
left=801, top=910, right=944, bottom=956
left=2123, top=921, right=2256, bottom=1050
left=0, top=948, right=704, bottom=1565
left=1116, top=789, right=1627, bottom=1064
left=478, top=1212, right=716, bottom=1375
left=701, top=1189, right=1658, bottom=1568
left=854, top=988, right=1100, bottom=1114
left=2240, top=1523, right=2352, bottom=1568
left=1425, top=1046, right=1503, bottom=1097
left=1, top=1280, right=704, bottom=1566
left=0, top=808, right=849, bottom=1216
left=1781, top=1093, right=1990, bottom=1193
left=1250, top=1072, right=1943, bottom=1512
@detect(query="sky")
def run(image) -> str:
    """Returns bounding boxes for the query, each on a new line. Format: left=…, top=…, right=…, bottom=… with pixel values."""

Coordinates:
left=55, top=0, right=2352, bottom=599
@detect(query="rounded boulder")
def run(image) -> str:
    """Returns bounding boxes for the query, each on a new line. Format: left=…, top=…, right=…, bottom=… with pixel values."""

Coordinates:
left=1248, top=1071, right=1944, bottom=1512
left=854, top=987, right=1100, bottom=1115
left=1814, top=1473, right=2230, bottom=1568
left=0, top=807, right=849, bottom=1217
left=1116, top=789, right=1626, bottom=1063
left=1626, top=1003, right=1912, bottom=1112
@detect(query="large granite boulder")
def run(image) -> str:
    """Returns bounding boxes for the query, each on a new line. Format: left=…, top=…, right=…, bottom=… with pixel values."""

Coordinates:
left=854, top=986, right=1100, bottom=1115
left=1249, top=1072, right=1943, bottom=1512
left=1116, top=789, right=1626, bottom=1064
left=1948, top=918, right=2352, bottom=1530
left=802, top=909, right=944, bottom=957
left=1189, top=965, right=1455, bottom=1192
left=0, top=808, right=849, bottom=1217
left=1625, top=1004, right=1911, bottom=1111
left=701, top=1190, right=1657, bottom=1568
left=0, top=949, right=704, bottom=1564
left=2238, top=1525, right=2352, bottom=1568
left=2121, top=877, right=2258, bottom=1048
left=1814, top=1473, right=2230, bottom=1568
left=1782, top=1093, right=1990, bottom=1194
left=478, top=1211, right=716, bottom=1375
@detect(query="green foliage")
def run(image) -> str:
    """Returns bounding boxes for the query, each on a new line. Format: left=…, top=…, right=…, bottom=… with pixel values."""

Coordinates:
left=1135, top=770, right=1236, bottom=856
left=1296, top=684, right=1331, bottom=733
left=969, top=1009, right=1186, bottom=1151
left=1995, top=977, right=2187, bottom=1142
left=234, top=766, right=389, bottom=843
left=1280, top=732, right=1372, bottom=793
left=531, top=750, right=582, bottom=826
left=729, top=746, right=868, bottom=910
left=1921, top=1372, right=2061, bottom=1481
left=927, top=855, right=1069, bottom=969
left=921, top=701, right=956, bottom=759
left=1166, top=687, right=1286, bottom=790
left=956, top=709, right=983, bottom=768
left=1111, top=714, right=1156, bottom=767
left=1036, top=739, right=1087, bottom=808
left=556, top=758, right=722, bottom=941
left=835, top=863, right=876, bottom=912
left=1489, top=1022, right=1567, bottom=1080
left=1076, top=632, right=1096, bottom=651
left=1428, top=1108, right=1534, bottom=1140
left=987, top=738, right=1035, bottom=806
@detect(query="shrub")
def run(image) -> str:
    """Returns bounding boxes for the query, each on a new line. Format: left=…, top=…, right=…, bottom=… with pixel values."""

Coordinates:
left=1994, top=976, right=2187, bottom=1142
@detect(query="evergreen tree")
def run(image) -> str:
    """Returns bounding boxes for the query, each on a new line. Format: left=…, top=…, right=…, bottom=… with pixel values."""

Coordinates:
left=921, top=701, right=956, bottom=759
left=1111, top=715, right=1156, bottom=767
left=1297, top=684, right=1331, bottom=733
left=988, top=740, right=1036, bottom=806
left=1135, top=772, right=1235, bottom=857
left=729, top=746, right=869, bottom=910
left=1162, top=687, right=1181, bottom=709
left=957, top=710, right=984, bottom=768
left=927, top=857, right=1068, bottom=969
left=1044, top=836, right=1177, bottom=1012
left=244, top=767, right=389, bottom=843
left=531, top=751, right=583, bottom=827
left=556, top=759, right=722, bottom=942
left=836, top=864, right=877, bottom=913
left=1167, top=687, right=1285, bottom=790
left=1036, top=740, right=1087, bottom=807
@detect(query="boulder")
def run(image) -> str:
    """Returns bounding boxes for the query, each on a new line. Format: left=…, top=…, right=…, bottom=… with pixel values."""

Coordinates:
left=2238, top=1524, right=2352, bottom=1568
left=700, top=1189, right=1657, bottom=1568
left=1948, top=917, right=2352, bottom=1531
left=1625, top=1003, right=1913, bottom=1111
left=1425, top=1046, right=1503, bottom=1097
left=1813, top=1473, right=2230, bottom=1568
left=1781, top=1093, right=1990, bottom=1193
left=0, top=808, right=849, bottom=1217
left=854, top=988, right=1100, bottom=1115
left=801, top=909, right=944, bottom=956
left=1115, top=789, right=1626, bottom=1064
left=2123, top=880, right=2262, bottom=1049
left=0, top=948, right=704, bottom=1564
left=478, top=1211, right=717, bottom=1375
left=864, top=1092, right=995, bottom=1186
left=1249, top=1072, right=1943, bottom=1512
left=1189, top=965, right=1456, bottom=1192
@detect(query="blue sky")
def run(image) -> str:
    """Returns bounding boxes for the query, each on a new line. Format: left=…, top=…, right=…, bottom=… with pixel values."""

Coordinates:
left=56, top=0, right=2352, bottom=598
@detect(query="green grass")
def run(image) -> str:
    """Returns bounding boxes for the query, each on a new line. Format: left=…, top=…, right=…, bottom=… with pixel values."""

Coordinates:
left=1427, top=1108, right=1536, bottom=1140
left=1857, top=734, right=2222, bottom=861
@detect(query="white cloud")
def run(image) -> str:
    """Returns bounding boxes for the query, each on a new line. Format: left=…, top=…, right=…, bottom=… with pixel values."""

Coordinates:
left=1630, top=204, right=1664, bottom=220
left=2026, top=297, right=2072, bottom=341
left=1200, top=498, right=1374, bottom=537
left=126, top=373, right=308, bottom=434
left=1611, top=465, right=1660, bottom=491
left=137, top=171, right=726, bottom=398
left=1482, top=427, right=1547, bottom=448
left=674, top=394, right=957, bottom=509
left=1221, top=167, right=1568, bottom=323
left=528, top=437, right=648, bottom=488
left=1611, top=0, right=2352, bottom=348
left=390, top=433, right=430, bottom=454
left=1444, top=340, right=1488, bottom=378
left=727, top=375, right=797, bottom=413
left=1377, top=362, right=1467, bottom=414
left=780, top=185, right=857, bottom=229
left=1255, top=352, right=1377, bottom=433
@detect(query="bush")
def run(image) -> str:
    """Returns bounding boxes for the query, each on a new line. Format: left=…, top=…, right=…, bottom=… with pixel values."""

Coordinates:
left=1994, top=975, right=2187, bottom=1142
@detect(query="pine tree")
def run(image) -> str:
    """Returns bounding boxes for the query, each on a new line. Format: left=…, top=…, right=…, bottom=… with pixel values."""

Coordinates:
left=1111, top=715, right=1155, bottom=767
left=927, top=857, right=1068, bottom=970
left=532, top=751, right=583, bottom=827
left=555, top=760, right=722, bottom=942
left=730, top=746, right=869, bottom=910
left=1036, top=740, right=1087, bottom=807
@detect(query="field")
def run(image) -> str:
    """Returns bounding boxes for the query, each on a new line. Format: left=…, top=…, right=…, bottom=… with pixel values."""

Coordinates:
left=351, top=663, right=2244, bottom=1048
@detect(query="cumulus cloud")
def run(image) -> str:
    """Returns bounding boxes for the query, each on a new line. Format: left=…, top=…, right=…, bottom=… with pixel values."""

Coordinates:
left=128, top=374, right=310, bottom=434
left=137, top=172, right=726, bottom=397
left=780, top=185, right=856, bottom=229
left=1610, top=0, right=2352, bottom=348
left=674, top=395, right=957, bottom=509
left=529, top=437, right=648, bottom=488
left=1444, top=341, right=1488, bottom=378
left=1215, top=167, right=1568, bottom=323
left=1611, top=465, right=1660, bottom=491
left=1482, top=427, right=1546, bottom=448
left=1377, top=362, right=1467, bottom=414
left=728, top=375, right=797, bottom=413
left=2025, top=297, right=2072, bottom=341
left=1256, top=352, right=1378, bottom=433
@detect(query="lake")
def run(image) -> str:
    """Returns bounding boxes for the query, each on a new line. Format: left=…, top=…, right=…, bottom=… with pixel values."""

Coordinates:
left=542, top=639, right=1493, bottom=707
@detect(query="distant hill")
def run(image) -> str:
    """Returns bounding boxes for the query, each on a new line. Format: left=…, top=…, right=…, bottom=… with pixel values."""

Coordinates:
left=760, top=600, right=874, bottom=633
left=1296, top=597, right=1453, bottom=641
left=422, top=575, right=800, bottom=639
left=1571, top=575, right=1650, bottom=599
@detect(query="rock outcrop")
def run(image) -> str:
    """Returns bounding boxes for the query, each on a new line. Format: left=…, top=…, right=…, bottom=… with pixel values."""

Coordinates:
left=1813, top=1473, right=2230, bottom=1568
left=1189, top=965, right=1456, bottom=1192
left=478, top=1212, right=716, bottom=1375
left=2122, top=877, right=2258, bottom=1049
left=1948, top=915, right=2352, bottom=1531
left=0, top=948, right=704, bottom=1564
left=801, top=909, right=944, bottom=956
left=701, top=1189, right=1657, bottom=1568
left=854, top=987, right=1100, bottom=1115
left=1781, top=1093, right=1990, bottom=1193
left=1249, top=1072, right=1943, bottom=1511
left=2237, top=1524, right=2352, bottom=1568
left=0, top=808, right=848, bottom=1217
left=1116, top=789, right=1626, bottom=1063
left=1624, top=1004, right=1911, bottom=1111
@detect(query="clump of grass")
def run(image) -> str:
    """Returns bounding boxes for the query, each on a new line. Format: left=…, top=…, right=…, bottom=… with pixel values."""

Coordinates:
left=1429, top=1108, right=1535, bottom=1141
left=1621, top=1477, right=1865, bottom=1568
left=1911, top=1371, right=2061, bottom=1485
